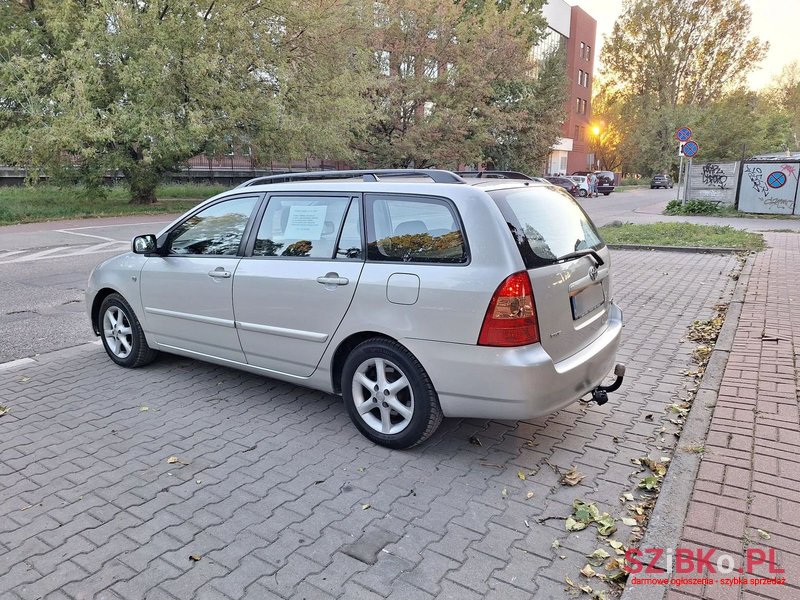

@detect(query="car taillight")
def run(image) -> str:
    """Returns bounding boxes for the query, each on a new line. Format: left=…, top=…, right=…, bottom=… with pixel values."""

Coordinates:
left=478, top=271, right=540, bottom=347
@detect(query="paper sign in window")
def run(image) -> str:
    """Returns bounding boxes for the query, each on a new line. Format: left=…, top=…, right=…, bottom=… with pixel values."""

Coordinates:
left=283, top=205, right=327, bottom=240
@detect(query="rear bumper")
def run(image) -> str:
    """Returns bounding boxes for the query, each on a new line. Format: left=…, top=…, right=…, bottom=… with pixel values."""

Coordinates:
left=402, top=303, right=623, bottom=420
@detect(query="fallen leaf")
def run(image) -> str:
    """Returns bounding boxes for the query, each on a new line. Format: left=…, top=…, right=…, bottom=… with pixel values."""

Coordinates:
left=357, top=466, right=366, bottom=473
left=167, top=456, right=179, bottom=464
left=501, top=488, right=508, bottom=498
left=0, top=405, right=8, bottom=417
left=622, top=517, right=637, bottom=527
left=469, top=435, right=482, bottom=447
left=526, top=491, right=534, bottom=500
left=479, top=462, right=505, bottom=469
left=140, top=406, right=149, bottom=412
left=361, top=503, right=371, bottom=510
left=757, top=529, right=771, bottom=540
left=595, top=514, right=617, bottom=536
left=586, top=549, right=610, bottom=566
left=638, top=475, right=660, bottom=491
left=561, top=467, right=585, bottom=486
left=566, top=517, right=588, bottom=531
left=644, top=414, right=653, bottom=421
left=605, top=559, right=621, bottom=571
left=622, top=492, right=634, bottom=501
left=581, top=564, right=597, bottom=578
left=189, top=554, right=201, bottom=562
left=552, top=539, right=560, bottom=549
left=517, top=471, right=526, bottom=481
left=19, top=376, right=30, bottom=383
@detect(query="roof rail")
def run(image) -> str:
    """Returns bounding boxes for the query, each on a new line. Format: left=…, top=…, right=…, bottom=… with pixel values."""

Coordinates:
left=455, top=170, right=534, bottom=180
left=236, top=169, right=467, bottom=188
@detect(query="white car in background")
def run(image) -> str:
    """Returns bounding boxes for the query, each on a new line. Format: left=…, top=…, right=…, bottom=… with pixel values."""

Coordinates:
left=567, top=176, right=590, bottom=197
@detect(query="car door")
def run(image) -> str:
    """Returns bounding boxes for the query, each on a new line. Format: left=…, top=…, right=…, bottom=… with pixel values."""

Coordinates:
left=139, top=194, right=261, bottom=363
left=232, top=193, right=364, bottom=376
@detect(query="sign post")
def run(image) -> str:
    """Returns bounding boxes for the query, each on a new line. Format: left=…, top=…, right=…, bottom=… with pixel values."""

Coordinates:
left=675, top=127, right=693, bottom=203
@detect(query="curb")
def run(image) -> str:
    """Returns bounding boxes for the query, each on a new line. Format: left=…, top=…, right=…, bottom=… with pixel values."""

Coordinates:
left=620, top=253, right=752, bottom=600
left=0, top=341, right=100, bottom=372
left=607, top=244, right=741, bottom=254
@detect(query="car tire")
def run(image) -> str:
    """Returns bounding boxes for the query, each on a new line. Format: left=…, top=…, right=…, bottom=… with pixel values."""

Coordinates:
left=650, top=186, right=655, bottom=189
left=579, top=190, right=588, bottom=197
left=99, top=293, right=159, bottom=368
left=342, top=338, right=443, bottom=449
left=603, top=192, right=611, bottom=196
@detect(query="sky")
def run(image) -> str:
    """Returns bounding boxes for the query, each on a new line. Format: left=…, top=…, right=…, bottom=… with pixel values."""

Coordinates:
left=569, top=0, right=799, bottom=90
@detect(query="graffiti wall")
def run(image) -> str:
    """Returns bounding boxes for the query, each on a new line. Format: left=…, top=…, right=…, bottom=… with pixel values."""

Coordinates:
left=738, top=161, right=800, bottom=215
left=687, top=161, right=737, bottom=204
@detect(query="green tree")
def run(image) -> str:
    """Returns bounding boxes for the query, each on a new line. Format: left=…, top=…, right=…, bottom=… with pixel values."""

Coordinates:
left=352, top=0, right=564, bottom=173
left=600, top=0, right=767, bottom=173
left=766, top=61, right=800, bottom=151
left=0, top=0, right=371, bottom=203
left=692, top=89, right=790, bottom=160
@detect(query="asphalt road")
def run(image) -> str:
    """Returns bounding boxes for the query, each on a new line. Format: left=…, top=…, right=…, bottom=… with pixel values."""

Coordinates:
left=0, top=216, right=176, bottom=363
left=0, top=187, right=798, bottom=363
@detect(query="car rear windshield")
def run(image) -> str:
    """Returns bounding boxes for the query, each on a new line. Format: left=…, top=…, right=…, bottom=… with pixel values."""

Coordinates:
left=489, top=186, right=603, bottom=268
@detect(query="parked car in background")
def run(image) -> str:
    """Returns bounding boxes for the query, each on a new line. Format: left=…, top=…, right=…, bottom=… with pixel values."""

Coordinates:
left=573, top=171, right=616, bottom=196
left=86, top=169, right=624, bottom=449
left=567, top=175, right=590, bottom=197
left=650, top=174, right=673, bottom=189
left=544, top=176, right=580, bottom=196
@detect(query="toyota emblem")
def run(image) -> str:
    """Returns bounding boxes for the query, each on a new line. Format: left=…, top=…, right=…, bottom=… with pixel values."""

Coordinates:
left=589, top=266, right=598, bottom=281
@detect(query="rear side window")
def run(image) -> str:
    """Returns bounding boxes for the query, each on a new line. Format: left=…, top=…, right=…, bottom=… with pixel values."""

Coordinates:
left=489, top=187, right=603, bottom=268
left=365, top=193, right=467, bottom=263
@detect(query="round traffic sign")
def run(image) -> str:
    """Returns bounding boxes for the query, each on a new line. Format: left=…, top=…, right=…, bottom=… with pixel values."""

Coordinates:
left=682, top=140, right=699, bottom=157
left=767, top=171, right=787, bottom=189
left=676, top=127, right=692, bottom=142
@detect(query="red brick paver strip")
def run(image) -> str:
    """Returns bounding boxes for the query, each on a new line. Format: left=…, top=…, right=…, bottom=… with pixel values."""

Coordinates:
left=671, top=233, right=800, bottom=599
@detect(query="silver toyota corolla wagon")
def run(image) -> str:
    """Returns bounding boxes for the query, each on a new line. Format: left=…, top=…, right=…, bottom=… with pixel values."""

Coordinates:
left=87, top=169, right=624, bottom=448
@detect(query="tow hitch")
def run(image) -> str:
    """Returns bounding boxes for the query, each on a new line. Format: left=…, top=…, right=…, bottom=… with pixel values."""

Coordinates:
left=590, top=363, right=626, bottom=406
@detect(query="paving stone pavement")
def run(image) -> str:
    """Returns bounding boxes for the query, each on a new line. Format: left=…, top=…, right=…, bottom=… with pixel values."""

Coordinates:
left=664, top=233, right=800, bottom=600
left=0, top=249, right=738, bottom=600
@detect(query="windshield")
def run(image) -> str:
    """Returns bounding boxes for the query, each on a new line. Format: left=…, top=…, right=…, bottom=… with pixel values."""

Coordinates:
left=489, top=186, right=604, bottom=268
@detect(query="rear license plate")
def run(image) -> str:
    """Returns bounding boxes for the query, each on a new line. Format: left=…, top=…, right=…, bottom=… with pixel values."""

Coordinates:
left=571, top=283, right=605, bottom=320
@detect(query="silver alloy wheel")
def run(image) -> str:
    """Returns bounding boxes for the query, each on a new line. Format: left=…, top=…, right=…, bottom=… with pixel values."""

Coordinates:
left=102, top=306, right=133, bottom=359
left=352, top=357, right=414, bottom=435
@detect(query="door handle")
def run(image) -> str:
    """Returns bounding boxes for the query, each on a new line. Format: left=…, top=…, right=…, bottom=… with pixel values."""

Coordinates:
left=316, top=273, right=349, bottom=286
left=208, top=269, right=231, bottom=279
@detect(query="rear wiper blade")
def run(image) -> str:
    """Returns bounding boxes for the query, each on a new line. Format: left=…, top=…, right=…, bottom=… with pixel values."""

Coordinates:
left=555, top=249, right=604, bottom=266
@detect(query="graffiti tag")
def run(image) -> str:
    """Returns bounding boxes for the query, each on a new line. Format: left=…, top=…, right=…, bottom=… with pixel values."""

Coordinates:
left=701, top=164, right=728, bottom=189
left=745, top=165, right=770, bottom=198
left=763, top=197, right=793, bottom=208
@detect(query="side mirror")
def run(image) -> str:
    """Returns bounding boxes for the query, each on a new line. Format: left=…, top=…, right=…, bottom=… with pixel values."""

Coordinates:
left=132, top=234, right=158, bottom=254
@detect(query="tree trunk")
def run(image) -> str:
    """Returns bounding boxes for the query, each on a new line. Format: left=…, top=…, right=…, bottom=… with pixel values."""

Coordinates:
left=124, top=164, right=160, bottom=205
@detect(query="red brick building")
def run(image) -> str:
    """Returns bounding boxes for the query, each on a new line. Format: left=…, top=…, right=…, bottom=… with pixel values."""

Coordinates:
left=540, top=1, right=597, bottom=175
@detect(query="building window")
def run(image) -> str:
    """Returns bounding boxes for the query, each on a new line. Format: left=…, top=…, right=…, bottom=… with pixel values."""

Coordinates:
left=576, top=97, right=582, bottom=113
left=578, top=69, right=583, bottom=86
left=423, top=59, right=438, bottom=80
left=574, top=125, right=579, bottom=141
left=399, top=56, right=415, bottom=78
left=580, top=42, right=585, bottom=56
left=423, top=101, right=434, bottom=117
left=375, top=50, right=390, bottom=76
left=584, top=99, right=589, bottom=115
left=586, top=45, right=591, bottom=61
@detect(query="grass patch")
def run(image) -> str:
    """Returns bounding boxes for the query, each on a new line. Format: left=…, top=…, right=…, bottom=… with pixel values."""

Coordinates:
left=0, top=184, right=224, bottom=225
left=599, top=222, right=764, bottom=250
left=665, top=199, right=800, bottom=220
